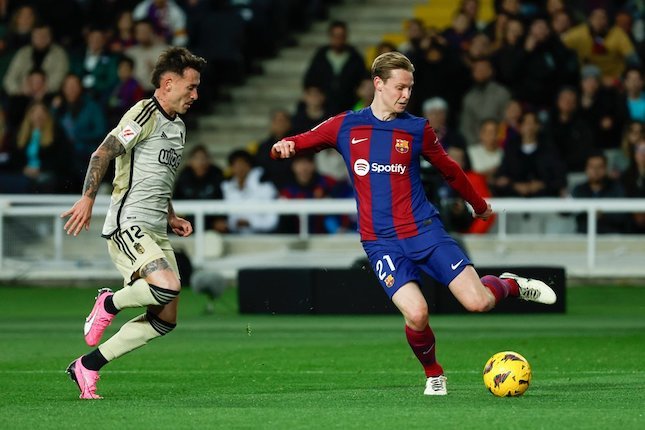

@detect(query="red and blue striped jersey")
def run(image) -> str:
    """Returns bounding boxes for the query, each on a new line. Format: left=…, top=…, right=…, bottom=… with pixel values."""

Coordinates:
left=283, top=107, right=488, bottom=241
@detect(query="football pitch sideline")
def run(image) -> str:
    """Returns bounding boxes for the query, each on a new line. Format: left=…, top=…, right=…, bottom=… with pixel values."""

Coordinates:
left=0, top=285, right=643, bottom=430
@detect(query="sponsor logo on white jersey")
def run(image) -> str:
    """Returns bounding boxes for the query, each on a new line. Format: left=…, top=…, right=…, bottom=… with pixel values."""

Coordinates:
left=353, top=158, right=407, bottom=176
left=158, top=148, right=182, bottom=169
left=116, top=120, right=142, bottom=145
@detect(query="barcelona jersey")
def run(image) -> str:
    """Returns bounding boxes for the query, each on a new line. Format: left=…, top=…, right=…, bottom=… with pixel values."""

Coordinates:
left=284, top=107, right=487, bottom=241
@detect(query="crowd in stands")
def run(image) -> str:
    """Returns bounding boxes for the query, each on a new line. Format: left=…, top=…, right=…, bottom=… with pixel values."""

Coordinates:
left=0, top=0, right=336, bottom=193
left=209, top=0, right=645, bottom=235
left=1, top=0, right=645, bottom=235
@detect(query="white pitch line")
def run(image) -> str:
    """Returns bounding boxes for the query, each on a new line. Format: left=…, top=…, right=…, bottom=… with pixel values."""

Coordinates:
left=0, top=369, right=643, bottom=375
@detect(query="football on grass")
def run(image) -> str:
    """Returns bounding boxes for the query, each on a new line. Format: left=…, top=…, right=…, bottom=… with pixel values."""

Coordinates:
left=483, top=351, right=532, bottom=397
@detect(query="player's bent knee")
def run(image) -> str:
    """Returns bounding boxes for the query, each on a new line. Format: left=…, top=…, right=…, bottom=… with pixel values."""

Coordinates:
left=461, top=294, right=493, bottom=313
left=146, top=310, right=176, bottom=336
left=149, top=283, right=180, bottom=305
left=405, top=306, right=429, bottom=330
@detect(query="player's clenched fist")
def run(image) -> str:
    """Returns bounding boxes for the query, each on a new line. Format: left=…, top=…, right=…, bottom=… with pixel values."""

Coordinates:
left=271, top=140, right=296, bottom=159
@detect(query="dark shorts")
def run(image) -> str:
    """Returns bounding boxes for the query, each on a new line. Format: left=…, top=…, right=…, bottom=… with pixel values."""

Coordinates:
left=361, top=220, right=471, bottom=299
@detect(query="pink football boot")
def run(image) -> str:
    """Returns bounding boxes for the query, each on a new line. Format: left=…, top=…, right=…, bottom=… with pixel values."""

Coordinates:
left=84, top=288, right=115, bottom=347
left=66, top=357, right=103, bottom=400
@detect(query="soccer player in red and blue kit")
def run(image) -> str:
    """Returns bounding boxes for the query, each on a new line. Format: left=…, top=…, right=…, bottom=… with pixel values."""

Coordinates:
left=271, top=52, right=557, bottom=395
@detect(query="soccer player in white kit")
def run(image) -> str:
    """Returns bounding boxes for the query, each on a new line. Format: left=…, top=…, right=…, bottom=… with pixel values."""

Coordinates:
left=61, top=47, right=206, bottom=399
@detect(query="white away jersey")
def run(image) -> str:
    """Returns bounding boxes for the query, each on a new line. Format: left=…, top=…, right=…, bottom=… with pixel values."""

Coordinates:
left=102, top=97, right=185, bottom=236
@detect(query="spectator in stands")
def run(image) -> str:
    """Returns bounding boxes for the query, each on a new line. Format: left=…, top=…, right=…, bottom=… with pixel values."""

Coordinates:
left=467, top=119, right=503, bottom=183
left=441, top=12, right=477, bottom=53
left=31, top=0, right=85, bottom=48
left=498, top=99, right=522, bottom=147
left=3, top=24, right=69, bottom=96
left=217, top=149, right=278, bottom=234
left=174, top=144, right=224, bottom=231
left=133, top=0, right=187, bottom=46
left=279, top=152, right=336, bottom=234
left=423, top=97, right=466, bottom=151
left=494, top=111, right=567, bottom=197
left=174, top=144, right=223, bottom=201
left=106, top=56, right=145, bottom=125
left=52, top=74, right=107, bottom=184
left=621, top=140, right=645, bottom=232
left=484, top=11, right=510, bottom=52
left=460, top=57, right=511, bottom=146
left=303, top=20, right=366, bottom=115
left=292, top=85, right=329, bottom=134
left=12, top=101, right=73, bottom=193
left=579, top=64, right=626, bottom=150
left=457, top=0, right=480, bottom=31
left=622, top=66, right=645, bottom=122
left=562, top=8, right=638, bottom=83
left=409, top=30, right=470, bottom=119
left=255, top=109, right=295, bottom=189
left=353, top=77, right=375, bottom=111
left=550, top=9, right=573, bottom=36
left=498, top=0, right=521, bottom=18
left=614, top=121, right=645, bottom=174
left=5, top=68, right=54, bottom=131
left=70, top=27, right=119, bottom=103
left=514, top=17, right=579, bottom=109
left=109, top=10, right=137, bottom=54
left=622, top=138, right=645, bottom=195
left=572, top=152, right=628, bottom=234
left=398, top=18, right=426, bottom=60
left=465, top=33, right=493, bottom=64
left=3, top=5, right=37, bottom=52
left=491, top=17, right=524, bottom=89
left=544, top=86, right=595, bottom=173
left=125, top=19, right=168, bottom=93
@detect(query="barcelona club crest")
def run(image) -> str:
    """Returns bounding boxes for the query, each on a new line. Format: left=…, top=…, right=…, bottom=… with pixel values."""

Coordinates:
left=385, top=274, right=395, bottom=288
left=395, top=138, right=409, bottom=154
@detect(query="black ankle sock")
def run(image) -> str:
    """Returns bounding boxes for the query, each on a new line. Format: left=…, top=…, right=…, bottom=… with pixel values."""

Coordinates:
left=81, top=349, right=108, bottom=371
left=103, top=295, right=119, bottom=315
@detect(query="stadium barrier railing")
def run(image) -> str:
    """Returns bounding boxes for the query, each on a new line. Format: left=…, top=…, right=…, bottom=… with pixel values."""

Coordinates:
left=1, top=195, right=645, bottom=271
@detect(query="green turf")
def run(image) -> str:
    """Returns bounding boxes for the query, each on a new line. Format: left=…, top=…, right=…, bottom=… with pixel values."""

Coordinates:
left=0, top=285, right=644, bottom=430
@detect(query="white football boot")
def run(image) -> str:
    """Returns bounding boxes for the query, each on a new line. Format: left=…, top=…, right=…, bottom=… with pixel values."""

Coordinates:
left=424, top=375, right=447, bottom=396
left=500, top=273, right=557, bottom=305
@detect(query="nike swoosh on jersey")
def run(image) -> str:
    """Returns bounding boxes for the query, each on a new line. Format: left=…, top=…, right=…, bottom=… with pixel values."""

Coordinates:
left=451, top=259, right=464, bottom=270
left=351, top=137, right=368, bottom=144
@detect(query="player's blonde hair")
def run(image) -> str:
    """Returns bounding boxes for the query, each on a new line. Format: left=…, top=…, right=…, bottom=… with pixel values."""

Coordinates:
left=371, top=52, right=415, bottom=81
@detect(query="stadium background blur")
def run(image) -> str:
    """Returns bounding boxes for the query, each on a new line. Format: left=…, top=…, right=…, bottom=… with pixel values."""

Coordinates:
left=0, top=0, right=644, bottom=283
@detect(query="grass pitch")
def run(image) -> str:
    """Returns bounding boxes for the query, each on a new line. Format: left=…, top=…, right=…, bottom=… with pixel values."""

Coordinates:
left=0, top=285, right=644, bottom=430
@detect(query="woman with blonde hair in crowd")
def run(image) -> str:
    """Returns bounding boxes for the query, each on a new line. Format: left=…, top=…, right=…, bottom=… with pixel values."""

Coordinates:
left=15, top=101, right=72, bottom=192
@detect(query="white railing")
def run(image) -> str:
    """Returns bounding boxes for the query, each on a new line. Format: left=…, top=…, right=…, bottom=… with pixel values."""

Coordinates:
left=1, top=195, right=645, bottom=270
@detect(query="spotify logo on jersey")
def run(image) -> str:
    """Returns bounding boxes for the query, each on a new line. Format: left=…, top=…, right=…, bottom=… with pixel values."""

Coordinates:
left=353, top=159, right=370, bottom=176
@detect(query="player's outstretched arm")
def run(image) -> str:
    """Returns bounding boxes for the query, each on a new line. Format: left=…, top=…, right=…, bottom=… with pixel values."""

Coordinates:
left=60, top=135, right=125, bottom=236
left=271, top=140, right=296, bottom=159
left=168, top=200, right=193, bottom=237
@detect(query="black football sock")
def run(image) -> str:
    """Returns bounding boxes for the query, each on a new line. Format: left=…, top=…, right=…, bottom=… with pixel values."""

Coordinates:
left=81, top=349, right=109, bottom=371
left=103, top=295, right=120, bottom=315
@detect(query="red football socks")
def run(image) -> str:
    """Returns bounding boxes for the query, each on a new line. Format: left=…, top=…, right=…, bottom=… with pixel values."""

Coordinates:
left=405, top=324, right=444, bottom=377
left=481, top=275, right=519, bottom=303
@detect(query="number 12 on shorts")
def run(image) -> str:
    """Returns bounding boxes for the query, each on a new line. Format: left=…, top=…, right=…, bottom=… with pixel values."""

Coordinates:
left=375, top=254, right=396, bottom=281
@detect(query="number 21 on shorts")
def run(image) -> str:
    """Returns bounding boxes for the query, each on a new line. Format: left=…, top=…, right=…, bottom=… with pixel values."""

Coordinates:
left=375, top=254, right=396, bottom=288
